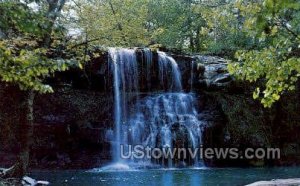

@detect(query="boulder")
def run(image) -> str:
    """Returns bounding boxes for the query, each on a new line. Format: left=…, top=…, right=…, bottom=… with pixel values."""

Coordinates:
left=195, top=55, right=233, bottom=90
left=246, top=178, right=300, bottom=186
left=22, top=176, right=50, bottom=186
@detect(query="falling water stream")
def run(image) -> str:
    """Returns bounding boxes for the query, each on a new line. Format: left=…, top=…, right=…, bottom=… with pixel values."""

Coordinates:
left=106, top=48, right=203, bottom=170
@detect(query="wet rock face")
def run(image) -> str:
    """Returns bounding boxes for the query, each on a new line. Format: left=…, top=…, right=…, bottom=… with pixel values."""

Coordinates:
left=51, top=51, right=234, bottom=94
left=195, top=55, right=233, bottom=90
left=53, top=49, right=196, bottom=93
left=172, top=54, right=194, bottom=92
left=0, top=86, right=114, bottom=169
left=32, top=90, right=115, bottom=168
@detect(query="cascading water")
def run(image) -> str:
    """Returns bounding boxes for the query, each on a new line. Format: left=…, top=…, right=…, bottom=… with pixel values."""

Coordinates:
left=105, top=48, right=203, bottom=169
left=127, top=93, right=202, bottom=167
left=143, top=48, right=153, bottom=91
left=157, top=51, right=182, bottom=91
left=106, top=48, right=139, bottom=169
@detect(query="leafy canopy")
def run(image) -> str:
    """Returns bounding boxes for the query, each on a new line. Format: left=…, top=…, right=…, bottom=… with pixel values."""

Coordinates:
left=0, top=0, right=82, bottom=93
left=228, top=0, right=300, bottom=107
left=0, top=41, right=72, bottom=93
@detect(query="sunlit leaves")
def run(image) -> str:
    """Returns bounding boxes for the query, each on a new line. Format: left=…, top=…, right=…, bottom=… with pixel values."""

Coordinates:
left=0, top=1, right=47, bottom=37
left=0, top=41, right=79, bottom=94
left=229, top=44, right=300, bottom=108
left=70, top=0, right=151, bottom=47
left=230, top=45, right=300, bottom=107
left=228, top=0, right=300, bottom=108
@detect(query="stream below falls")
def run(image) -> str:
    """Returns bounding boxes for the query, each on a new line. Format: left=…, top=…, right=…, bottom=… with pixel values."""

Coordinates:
left=30, top=167, right=300, bottom=186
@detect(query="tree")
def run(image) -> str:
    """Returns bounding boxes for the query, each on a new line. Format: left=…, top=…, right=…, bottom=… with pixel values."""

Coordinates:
left=228, top=0, right=300, bottom=107
left=69, top=0, right=150, bottom=47
left=0, top=0, right=81, bottom=177
left=147, top=0, right=206, bottom=51
left=70, top=0, right=208, bottom=51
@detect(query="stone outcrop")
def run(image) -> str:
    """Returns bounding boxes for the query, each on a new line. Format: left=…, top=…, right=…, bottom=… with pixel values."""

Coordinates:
left=195, top=55, right=233, bottom=90
left=196, top=55, right=300, bottom=167
left=246, top=178, right=300, bottom=186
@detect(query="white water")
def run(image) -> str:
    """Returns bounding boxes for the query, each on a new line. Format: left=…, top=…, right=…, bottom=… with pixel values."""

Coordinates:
left=127, top=93, right=203, bottom=167
left=157, top=51, right=182, bottom=91
left=108, top=48, right=139, bottom=163
left=106, top=48, right=202, bottom=169
left=110, top=48, right=121, bottom=162
left=143, top=48, right=153, bottom=91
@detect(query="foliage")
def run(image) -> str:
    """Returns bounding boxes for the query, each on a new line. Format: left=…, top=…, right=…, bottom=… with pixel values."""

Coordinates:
left=0, top=0, right=82, bottom=94
left=70, top=0, right=207, bottom=51
left=0, top=0, right=299, bottom=106
left=228, top=0, right=300, bottom=107
left=69, top=0, right=150, bottom=47
left=147, top=0, right=202, bottom=50
left=0, top=1, right=46, bottom=37
left=69, top=0, right=256, bottom=53
left=0, top=40, right=77, bottom=93
left=18, top=0, right=298, bottom=107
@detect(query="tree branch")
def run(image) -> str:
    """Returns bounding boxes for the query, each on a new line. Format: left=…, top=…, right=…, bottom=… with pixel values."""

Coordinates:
left=69, top=37, right=109, bottom=49
left=276, top=18, right=300, bottom=40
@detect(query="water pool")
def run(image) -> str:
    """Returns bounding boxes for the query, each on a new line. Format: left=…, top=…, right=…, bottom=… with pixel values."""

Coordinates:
left=30, top=167, right=300, bottom=186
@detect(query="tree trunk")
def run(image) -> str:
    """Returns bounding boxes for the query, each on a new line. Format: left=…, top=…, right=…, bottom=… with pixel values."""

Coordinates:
left=190, top=35, right=195, bottom=52
left=42, top=0, right=66, bottom=47
left=1, top=90, right=35, bottom=178
left=195, top=27, right=201, bottom=52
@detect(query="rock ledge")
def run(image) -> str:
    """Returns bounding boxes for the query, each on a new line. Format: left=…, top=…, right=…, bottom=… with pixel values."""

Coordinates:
left=246, top=178, right=300, bottom=186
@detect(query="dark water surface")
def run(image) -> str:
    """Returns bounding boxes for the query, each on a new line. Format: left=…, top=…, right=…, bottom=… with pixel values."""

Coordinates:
left=30, top=167, right=300, bottom=186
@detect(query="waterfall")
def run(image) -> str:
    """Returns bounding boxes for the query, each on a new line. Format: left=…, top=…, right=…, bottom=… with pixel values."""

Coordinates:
left=157, top=51, right=182, bottom=91
left=143, top=48, right=153, bottom=91
left=127, top=93, right=202, bottom=166
left=107, top=48, right=203, bottom=169
left=108, top=48, right=139, bottom=163
left=110, top=48, right=121, bottom=162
